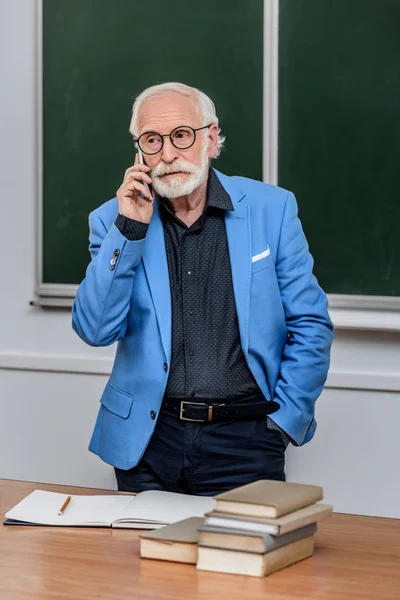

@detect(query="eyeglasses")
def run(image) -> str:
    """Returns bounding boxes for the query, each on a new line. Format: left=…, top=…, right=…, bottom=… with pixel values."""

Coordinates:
left=134, top=124, right=212, bottom=155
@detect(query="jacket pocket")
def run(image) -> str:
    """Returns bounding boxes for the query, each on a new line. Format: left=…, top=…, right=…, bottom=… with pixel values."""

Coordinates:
left=100, top=381, right=134, bottom=419
left=252, top=252, right=274, bottom=274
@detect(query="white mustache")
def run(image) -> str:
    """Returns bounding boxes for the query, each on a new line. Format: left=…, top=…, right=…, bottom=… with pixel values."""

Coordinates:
left=151, top=159, right=197, bottom=177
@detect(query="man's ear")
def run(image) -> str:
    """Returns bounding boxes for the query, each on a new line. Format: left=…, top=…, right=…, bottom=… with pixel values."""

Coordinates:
left=207, top=123, right=219, bottom=159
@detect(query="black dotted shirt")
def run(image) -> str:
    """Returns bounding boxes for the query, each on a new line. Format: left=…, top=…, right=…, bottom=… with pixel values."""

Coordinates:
left=116, top=169, right=260, bottom=401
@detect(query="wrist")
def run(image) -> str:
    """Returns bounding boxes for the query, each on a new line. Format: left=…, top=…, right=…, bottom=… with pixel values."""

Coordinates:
left=115, top=214, right=149, bottom=241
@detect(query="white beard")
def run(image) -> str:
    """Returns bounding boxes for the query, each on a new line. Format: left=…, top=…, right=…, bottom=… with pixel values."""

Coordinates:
left=151, top=143, right=209, bottom=199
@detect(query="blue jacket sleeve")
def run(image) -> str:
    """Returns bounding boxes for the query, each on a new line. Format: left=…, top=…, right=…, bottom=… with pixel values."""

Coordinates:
left=72, top=211, right=146, bottom=346
left=271, top=192, right=334, bottom=445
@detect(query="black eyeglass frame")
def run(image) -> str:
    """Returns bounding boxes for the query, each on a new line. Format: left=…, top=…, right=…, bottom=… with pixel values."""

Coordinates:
left=133, top=124, right=212, bottom=155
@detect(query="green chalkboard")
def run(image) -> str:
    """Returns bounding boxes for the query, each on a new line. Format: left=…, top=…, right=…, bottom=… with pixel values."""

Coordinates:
left=42, top=0, right=263, bottom=286
left=278, top=0, right=400, bottom=296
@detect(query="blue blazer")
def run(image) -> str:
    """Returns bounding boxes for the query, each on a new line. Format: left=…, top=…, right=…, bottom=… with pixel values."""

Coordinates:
left=72, top=169, right=333, bottom=469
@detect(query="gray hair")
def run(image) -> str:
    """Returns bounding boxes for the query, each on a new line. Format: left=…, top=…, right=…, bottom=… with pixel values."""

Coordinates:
left=129, top=82, right=225, bottom=158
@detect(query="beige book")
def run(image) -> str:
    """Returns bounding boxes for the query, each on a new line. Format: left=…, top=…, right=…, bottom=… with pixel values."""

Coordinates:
left=205, top=502, right=333, bottom=536
left=140, top=517, right=204, bottom=564
left=215, top=480, right=323, bottom=518
left=197, top=535, right=314, bottom=577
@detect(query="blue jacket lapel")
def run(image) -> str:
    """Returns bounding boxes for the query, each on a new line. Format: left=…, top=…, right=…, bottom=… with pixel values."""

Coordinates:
left=142, top=198, right=172, bottom=363
left=215, top=170, right=251, bottom=356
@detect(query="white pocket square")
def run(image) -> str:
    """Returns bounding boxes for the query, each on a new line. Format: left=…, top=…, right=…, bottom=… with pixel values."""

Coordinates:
left=252, top=247, right=271, bottom=263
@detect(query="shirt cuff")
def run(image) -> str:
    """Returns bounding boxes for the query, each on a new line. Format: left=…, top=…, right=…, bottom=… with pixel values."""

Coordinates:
left=115, top=214, right=149, bottom=241
left=266, top=416, right=292, bottom=448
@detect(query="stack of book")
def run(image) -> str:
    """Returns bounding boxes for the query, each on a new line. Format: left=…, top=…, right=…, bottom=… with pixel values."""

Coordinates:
left=140, top=480, right=333, bottom=578
left=197, top=480, right=332, bottom=577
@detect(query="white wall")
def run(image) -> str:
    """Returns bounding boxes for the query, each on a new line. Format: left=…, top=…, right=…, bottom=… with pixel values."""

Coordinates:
left=1, top=0, right=399, bottom=517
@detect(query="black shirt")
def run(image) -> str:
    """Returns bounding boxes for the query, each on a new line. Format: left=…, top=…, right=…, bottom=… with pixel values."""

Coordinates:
left=116, top=169, right=260, bottom=400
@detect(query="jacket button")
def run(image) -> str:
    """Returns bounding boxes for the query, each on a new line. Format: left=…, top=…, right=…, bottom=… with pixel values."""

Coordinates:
left=150, top=410, right=156, bottom=420
left=163, top=362, right=168, bottom=372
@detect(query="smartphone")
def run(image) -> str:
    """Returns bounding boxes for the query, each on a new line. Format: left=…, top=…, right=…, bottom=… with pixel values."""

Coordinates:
left=136, top=146, right=153, bottom=200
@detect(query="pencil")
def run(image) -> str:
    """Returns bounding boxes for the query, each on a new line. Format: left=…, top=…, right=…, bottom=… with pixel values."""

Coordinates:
left=58, top=495, right=72, bottom=515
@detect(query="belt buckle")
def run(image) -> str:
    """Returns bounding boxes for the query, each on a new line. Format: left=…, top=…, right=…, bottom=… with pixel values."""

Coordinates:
left=180, top=401, right=209, bottom=422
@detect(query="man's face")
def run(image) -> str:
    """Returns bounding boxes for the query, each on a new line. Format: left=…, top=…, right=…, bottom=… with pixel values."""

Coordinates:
left=136, top=92, right=218, bottom=198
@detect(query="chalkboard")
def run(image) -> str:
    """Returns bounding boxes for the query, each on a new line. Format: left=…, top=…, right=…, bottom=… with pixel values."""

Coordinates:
left=278, top=0, right=400, bottom=297
left=41, top=0, right=263, bottom=289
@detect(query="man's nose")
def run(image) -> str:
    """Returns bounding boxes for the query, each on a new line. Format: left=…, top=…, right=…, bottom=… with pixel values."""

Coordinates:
left=160, top=137, right=179, bottom=163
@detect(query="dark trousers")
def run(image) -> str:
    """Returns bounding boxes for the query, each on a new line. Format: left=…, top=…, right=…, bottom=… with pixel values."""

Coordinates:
left=115, top=400, right=286, bottom=496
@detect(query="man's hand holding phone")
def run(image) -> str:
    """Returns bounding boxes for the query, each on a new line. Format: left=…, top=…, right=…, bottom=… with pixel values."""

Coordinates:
left=116, top=152, right=154, bottom=224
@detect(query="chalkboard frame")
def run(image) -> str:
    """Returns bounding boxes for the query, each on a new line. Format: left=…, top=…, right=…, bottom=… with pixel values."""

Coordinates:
left=35, top=0, right=400, bottom=320
left=35, top=0, right=77, bottom=306
left=35, top=0, right=269, bottom=307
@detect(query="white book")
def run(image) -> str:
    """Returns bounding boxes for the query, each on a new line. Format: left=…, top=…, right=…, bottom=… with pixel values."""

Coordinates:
left=205, top=503, right=333, bottom=535
left=4, top=489, right=215, bottom=529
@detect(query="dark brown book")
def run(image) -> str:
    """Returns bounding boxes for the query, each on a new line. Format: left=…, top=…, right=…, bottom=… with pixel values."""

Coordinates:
left=198, top=522, right=317, bottom=553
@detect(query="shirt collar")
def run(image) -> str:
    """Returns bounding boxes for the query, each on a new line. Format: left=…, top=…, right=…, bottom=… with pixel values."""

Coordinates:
left=206, top=168, right=234, bottom=211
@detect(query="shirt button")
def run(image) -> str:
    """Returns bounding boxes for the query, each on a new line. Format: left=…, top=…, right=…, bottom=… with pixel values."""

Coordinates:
left=150, top=410, right=156, bottom=420
left=189, top=349, right=195, bottom=356
left=163, top=362, right=168, bottom=372
left=187, top=271, right=192, bottom=275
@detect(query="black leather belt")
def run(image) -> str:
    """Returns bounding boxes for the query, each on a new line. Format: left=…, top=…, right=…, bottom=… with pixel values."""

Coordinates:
left=161, top=397, right=280, bottom=423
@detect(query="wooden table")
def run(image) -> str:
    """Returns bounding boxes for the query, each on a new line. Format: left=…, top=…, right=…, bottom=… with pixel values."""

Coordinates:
left=0, top=479, right=399, bottom=600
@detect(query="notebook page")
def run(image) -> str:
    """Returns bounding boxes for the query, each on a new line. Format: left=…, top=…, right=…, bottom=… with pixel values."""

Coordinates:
left=5, top=490, right=133, bottom=526
left=115, top=490, right=215, bottom=524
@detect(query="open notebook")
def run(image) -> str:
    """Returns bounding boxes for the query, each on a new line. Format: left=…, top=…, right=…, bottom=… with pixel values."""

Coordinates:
left=3, top=489, right=215, bottom=529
